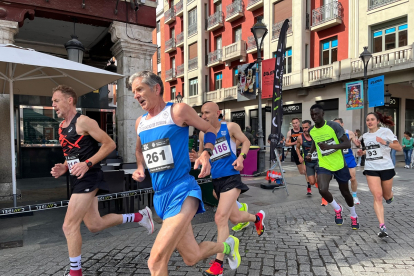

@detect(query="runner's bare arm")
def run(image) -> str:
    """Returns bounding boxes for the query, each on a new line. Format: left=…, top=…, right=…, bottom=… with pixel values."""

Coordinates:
left=349, top=130, right=360, bottom=147
left=319, top=134, right=351, bottom=150
left=228, top=122, right=250, bottom=155
left=285, top=130, right=294, bottom=146
left=133, top=116, right=147, bottom=182
left=296, top=136, right=302, bottom=157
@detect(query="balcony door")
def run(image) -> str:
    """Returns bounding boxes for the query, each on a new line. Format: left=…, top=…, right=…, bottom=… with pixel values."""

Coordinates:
left=171, top=28, right=175, bottom=39
left=171, top=57, right=176, bottom=71
left=234, top=26, right=242, bottom=43
left=216, top=36, right=222, bottom=50
left=323, top=0, right=337, bottom=21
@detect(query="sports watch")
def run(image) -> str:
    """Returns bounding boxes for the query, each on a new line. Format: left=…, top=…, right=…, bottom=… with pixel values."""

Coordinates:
left=203, top=148, right=213, bottom=156
left=85, top=159, right=93, bottom=168
left=240, top=153, right=247, bottom=159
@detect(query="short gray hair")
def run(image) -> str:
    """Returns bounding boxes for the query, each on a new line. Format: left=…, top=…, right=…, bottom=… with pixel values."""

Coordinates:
left=129, top=71, right=164, bottom=96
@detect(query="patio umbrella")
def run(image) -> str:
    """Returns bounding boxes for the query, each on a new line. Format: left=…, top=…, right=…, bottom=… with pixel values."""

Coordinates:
left=0, top=44, right=124, bottom=206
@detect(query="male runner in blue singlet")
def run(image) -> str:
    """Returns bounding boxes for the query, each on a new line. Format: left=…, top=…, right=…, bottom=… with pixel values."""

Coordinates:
left=132, top=72, right=241, bottom=276
left=190, top=102, right=265, bottom=276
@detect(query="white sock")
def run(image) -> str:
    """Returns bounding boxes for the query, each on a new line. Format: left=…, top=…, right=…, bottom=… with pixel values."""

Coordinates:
left=69, top=255, right=81, bottom=271
left=236, top=201, right=243, bottom=209
left=349, top=205, right=357, bottom=217
left=329, top=199, right=341, bottom=211
left=122, top=213, right=135, bottom=224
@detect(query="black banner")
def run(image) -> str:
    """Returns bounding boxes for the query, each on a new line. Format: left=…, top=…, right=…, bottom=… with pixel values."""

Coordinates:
left=269, top=19, right=290, bottom=157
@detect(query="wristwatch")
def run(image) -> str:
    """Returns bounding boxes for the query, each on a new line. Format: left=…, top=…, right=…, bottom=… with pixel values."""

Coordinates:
left=203, top=148, right=213, bottom=157
left=385, top=141, right=390, bottom=147
left=240, top=152, right=247, bottom=159
left=85, top=159, right=93, bottom=168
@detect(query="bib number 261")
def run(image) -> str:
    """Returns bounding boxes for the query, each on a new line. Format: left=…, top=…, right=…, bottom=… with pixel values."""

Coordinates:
left=146, top=150, right=166, bottom=164
left=142, top=138, right=174, bottom=173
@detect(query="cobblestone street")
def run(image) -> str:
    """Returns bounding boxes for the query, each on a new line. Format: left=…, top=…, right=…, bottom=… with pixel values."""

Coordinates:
left=1, top=164, right=414, bottom=276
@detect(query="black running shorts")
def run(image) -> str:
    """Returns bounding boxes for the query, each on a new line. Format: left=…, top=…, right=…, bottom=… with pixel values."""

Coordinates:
left=70, top=169, right=109, bottom=195
left=212, top=174, right=249, bottom=201
left=363, top=169, right=395, bottom=181
left=292, top=149, right=301, bottom=165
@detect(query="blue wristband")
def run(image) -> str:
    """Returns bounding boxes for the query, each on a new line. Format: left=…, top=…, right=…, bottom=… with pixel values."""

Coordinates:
left=204, top=132, right=216, bottom=145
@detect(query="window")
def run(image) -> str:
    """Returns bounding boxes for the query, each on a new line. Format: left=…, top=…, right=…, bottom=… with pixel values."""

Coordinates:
left=273, top=48, right=292, bottom=74
left=215, top=72, right=223, bottom=90
left=157, top=47, right=161, bottom=64
left=189, top=8, right=197, bottom=27
left=234, top=26, right=242, bottom=42
left=156, top=21, right=160, bottom=33
left=171, top=57, right=175, bottom=70
left=372, top=23, right=407, bottom=53
left=171, top=86, right=176, bottom=101
left=170, top=28, right=175, bottom=39
left=215, top=1, right=222, bottom=12
left=189, top=77, right=198, bottom=96
left=321, top=37, right=338, bottom=65
left=216, top=36, right=222, bottom=50
left=233, top=68, right=239, bottom=86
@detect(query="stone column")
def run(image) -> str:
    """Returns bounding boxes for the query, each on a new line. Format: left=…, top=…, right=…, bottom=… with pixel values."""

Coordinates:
left=0, top=20, right=18, bottom=201
left=109, top=21, right=157, bottom=162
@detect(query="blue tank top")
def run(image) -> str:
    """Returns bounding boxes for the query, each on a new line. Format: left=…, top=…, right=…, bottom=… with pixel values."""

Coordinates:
left=137, top=103, right=191, bottom=191
left=343, top=130, right=353, bottom=157
left=210, top=122, right=239, bottom=179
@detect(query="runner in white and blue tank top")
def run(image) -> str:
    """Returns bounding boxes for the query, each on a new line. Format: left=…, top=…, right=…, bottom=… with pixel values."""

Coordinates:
left=131, top=72, right=241, bottom=275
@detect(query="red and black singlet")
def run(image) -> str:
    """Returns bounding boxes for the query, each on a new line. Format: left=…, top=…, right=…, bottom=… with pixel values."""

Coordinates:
left=59, top=113, right=100, bottom=169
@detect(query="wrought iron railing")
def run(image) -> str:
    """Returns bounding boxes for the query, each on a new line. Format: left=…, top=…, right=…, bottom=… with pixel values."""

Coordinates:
left=272, top=17, right=292, bottom=40
left=175, top=0, right=183, bottom=14
left=247, top=0, right=262, bottom=8
left=177, top=64, right=184, bottom=76
left=189, top=57, right=198, bottom=71
left=165, top=37, right=176, bottom=51
left=246, top=35, right=257, bottom=51
left=207, top=49, right=223, bottom=65
left=207, top=11, right=224, bottom=29
left=176, top=32, right=184, bottom=46
left=188, top=23, right=197, bottom=37
left=164, top=7, right=175, bottom=22
left=226, top=0, right=244, bottom=19
left=368, top=0, right=401, bottom=10
left=311, top=1, right=342, bottom=27
left=166, top=68, right=176, bottom=80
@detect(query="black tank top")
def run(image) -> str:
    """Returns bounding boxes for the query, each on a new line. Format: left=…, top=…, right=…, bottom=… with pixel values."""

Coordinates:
left=59, top=113, right=100, bottom=169
left=301, top=133, right=313, bottom=156
left=290, top=127, right=303, bottom=149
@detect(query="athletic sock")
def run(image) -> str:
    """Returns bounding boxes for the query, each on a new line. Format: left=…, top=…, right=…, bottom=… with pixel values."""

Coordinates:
left=223, top=242, right=231, bottom=255
left=352, top=192, right=357, bottom=198
left=69, top=255, right=82, bottom=271
left=307, top=182, right=311, bottom=188
left=215, top=259, right=224, bottom=266
left=329, top=199, right=341, bottom=211
left=348, top=205, right=357, bottom=217
left=380, top=223, right=386, bottom=228
left=236, top=201, right=243, bottom=209
left=255, top=215, right=261, bottom=223
left=122, top=213, right=143, bottom=224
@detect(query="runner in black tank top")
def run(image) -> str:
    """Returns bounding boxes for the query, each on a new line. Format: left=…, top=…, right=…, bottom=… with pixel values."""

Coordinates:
left=285, top=118, right=307, bottom=182
left=50, top=86, right=154, bottom=276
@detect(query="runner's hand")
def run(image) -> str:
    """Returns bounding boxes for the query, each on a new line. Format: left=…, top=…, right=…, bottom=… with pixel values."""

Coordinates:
left=189, top=149, right=198, bottom=162
left=357, top=149, right=364, bottom=156
left=71, top=162, right=89, bottom=179
left=51, top=163, right=67, bottom=178
left=318, top=143, right=331, bottom=151
left=298, top=156, right=304, bottom=164
left=305, top=154, right=311, bottom=162
left=194, top=151, right=211, bottom=178
left=232, top=156, right=244, bottom=171
left=132, top=168, right=146, bottom=182
left=376, top=136, right=386, bottom=145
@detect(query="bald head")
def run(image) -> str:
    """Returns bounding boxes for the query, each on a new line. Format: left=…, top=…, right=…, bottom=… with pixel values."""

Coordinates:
left=202, top=102, right=219, bottom=112
left=201, top=102, right=220, bottom=125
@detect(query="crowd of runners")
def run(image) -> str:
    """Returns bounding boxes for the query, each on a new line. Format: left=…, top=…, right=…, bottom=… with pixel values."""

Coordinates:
left=50, top=71, right=403, bottom=276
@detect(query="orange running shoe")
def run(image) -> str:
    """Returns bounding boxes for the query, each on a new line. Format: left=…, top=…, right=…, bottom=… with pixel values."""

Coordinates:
left=314, top=182, right=318, bottom=188
left=321, top=197, right=328, bottom=206
left=254, top=210, right=265, bottom=237
left=203, top=260, right=223, bottom=276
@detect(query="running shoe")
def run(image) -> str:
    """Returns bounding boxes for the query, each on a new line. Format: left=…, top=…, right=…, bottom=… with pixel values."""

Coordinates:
left=353, top=196, right=360, bottom=205
left=254, top=210, right=265, bottom=237
left=378, top=225, right=388, bottom=238
left=232, top=203, right=250, bottom=232
left=334, top=205, right=343, bottom=225
left=307, top=187, right=312, bottom=196
left=386, top=196, right=394, bottom=204
left=203, top=260, right=223, bottom=276
left=224, top=235, right=241, bottom=270
left=63, top=269, right=82, bottom=276
left=321, top=198, right=328, bottom=206
left=350, top=216, right=359, bottom=230
left=314, top=183, right=318, bottom=188
left=138, top=206, right=155, bottom=235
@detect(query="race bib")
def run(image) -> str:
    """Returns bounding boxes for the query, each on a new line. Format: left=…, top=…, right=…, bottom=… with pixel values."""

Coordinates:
left=211, top=136, right=231, bottom=162
left=317, top=138, right=337, bottom=156
left=366, top=144, right=383, bottom=161
left=142, top=138, right=174, bottom=173
left=311, top=151, right=318, bottom=160
left=343, top=148, right=349, bottom=154
left=66, top=155, right=80, bottom=175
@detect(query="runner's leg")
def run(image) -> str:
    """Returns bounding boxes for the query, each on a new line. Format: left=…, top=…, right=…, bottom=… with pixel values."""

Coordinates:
left=317, top=174, right=333, bottom=202
left=349, top=168, right=358, bottom=193
left=83, top=197, right=123, bottom=233
left=338, top=181, right=354, bottom=207
left=382, top=178, right=394, bottom=201
left=366, top=175, right=385, bottom=224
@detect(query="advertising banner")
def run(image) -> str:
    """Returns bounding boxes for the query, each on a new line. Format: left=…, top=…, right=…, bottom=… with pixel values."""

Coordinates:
left=368, top=75, right=384, bottom=108
left=237, top=62, right=257, bottom=101
left=345, top=81, right=364, bottom=110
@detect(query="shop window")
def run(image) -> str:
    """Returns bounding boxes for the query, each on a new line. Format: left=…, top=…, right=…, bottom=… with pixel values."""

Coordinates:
left=215, top=72, right=223, bottom=90
left=321, top=37, right=337, bottom=66
left=189, top=77, right=198, bottom=96
left=372, top=23, right=407, bottom=53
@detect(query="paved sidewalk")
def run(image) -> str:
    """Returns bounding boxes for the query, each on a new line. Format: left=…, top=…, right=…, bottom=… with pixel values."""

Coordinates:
left=1, top=163, right=414, bottom=275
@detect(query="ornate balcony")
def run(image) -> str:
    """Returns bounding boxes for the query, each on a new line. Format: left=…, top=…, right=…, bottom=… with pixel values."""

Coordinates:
left=368, top=0, right=402, bottom=10
left=176, top=32, right=184, bottom=47
left=207, top=11, right=224, bottom=32
left=246, top=35, right=262, bottom=54
left=189, top=57, right=198, bottom=71
left=246, top=0, right=263, bottom=11
left=177, top=64, right=184, bottom=78
left=175, top=0, right=183, bottom=16
left=222, top=40, right=247, bottom=66
left=207, top=49, right=223, bottom=67
left=226, top=0, right=244, bottom=22
left=166, top=68, right=176, bottom=82
left=272, top=18, right=292, bottom=40
left=165, top=37, right=176, bottom=53
left=311, top=1, right=342, bottom=32
left=188, top=23, right=197, bottom=37
left=164, top=7, right=176, bottom=25
left=206, top=86, right=238, bottom=102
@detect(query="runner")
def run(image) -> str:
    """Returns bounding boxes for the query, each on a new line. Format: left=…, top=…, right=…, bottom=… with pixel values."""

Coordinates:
left=50, top=85, right=154, bottom=276
left=132, top=72, right=241, bottom=275
left=286, top=118, right=308, bottom=192
left=357, top=112, right=402, bottom=238
left=306, top=104, right=359, bottom=230
left=191, top=102, right=265, bottom=276
left=295, top=120, right=327, bottom=205
left=333, top=118, right=361, bottom=205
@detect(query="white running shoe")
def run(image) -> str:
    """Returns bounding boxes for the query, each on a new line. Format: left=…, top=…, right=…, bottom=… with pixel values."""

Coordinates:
left=353, top=197, right=360, bottom=205
left=224, top=235, right=241, bottom=270
left=138, top=206, right=155, bottom=235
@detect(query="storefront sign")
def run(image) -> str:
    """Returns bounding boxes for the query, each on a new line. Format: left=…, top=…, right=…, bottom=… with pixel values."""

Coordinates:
left=231, top=111, right=245, bottom=119
left=384, top=97, right=399, bottom=108
left=345, top=81, right=364, bottom=110
left=368, top=75, right=384, bottom=108
left=283, top=103, right=302, bottom=114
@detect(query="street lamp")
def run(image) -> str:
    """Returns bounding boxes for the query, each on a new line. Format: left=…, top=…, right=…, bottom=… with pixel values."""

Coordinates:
left=65, top=20, right=85, bottom=63
left=176, top=92, right=183, bottom=103
left=251, top=16, right=268, bottom=175
left=384, top=85, right=392, bottom=105
left=359, top=46, right=372, bottom=133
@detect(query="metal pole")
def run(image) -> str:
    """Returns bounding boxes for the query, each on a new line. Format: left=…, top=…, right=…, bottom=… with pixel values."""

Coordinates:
left=9, top=64, right=17, bottom=207
left=363, top=65, right=368, bottom=134
left=257, top=49, right=265, bottom=174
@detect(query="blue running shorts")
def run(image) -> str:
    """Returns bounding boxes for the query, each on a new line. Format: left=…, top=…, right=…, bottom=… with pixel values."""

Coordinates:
left=344, top=154, right=357, bottom=169
left=153, top=174, right=205, bottom=220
